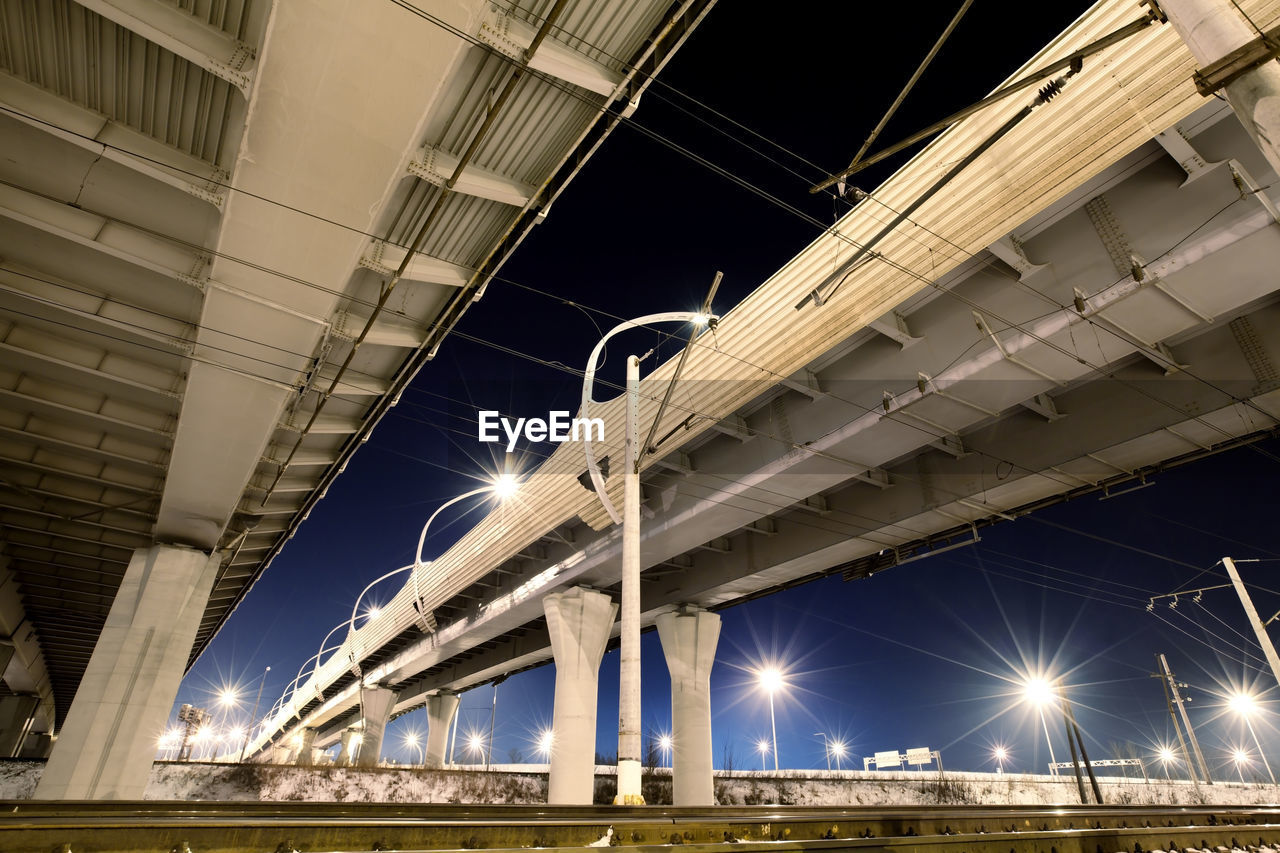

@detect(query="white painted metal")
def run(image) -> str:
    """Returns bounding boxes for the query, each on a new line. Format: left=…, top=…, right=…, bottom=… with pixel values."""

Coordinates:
left=71, top=0, right=257, bottom=95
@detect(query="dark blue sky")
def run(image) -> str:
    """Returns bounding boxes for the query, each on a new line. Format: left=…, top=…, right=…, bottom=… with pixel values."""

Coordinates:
left=174, top=0, right=1280, bottom=779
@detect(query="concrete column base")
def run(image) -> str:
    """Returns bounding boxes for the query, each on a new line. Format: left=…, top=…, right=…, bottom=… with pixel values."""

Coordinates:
left=354, top=686, right=396, bottom=767
left=657, top=606, right=721, bottom=806
left=291, top=728, right=317, bottom=765
left=337, top=728, right=358, bottom=767
left=544, top=586, right=617, bottom=805
left=424, top=692, right=459, bottom=768
left=34, top=545, right=220, bottom=800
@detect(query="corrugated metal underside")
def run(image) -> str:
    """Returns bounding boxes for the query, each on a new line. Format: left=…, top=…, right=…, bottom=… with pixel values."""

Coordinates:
left=198, top=0, right=706, bottom=668
left=0, top=0, right=705, bottom=728
left=259, top=0, right=1280, bottom=742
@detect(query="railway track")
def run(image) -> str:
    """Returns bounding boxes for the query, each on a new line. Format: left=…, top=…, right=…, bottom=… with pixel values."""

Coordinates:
left=4, top=803, right=1280, bottom=853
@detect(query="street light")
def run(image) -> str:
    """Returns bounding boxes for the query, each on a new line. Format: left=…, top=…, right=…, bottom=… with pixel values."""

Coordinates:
left=1157, top=745, right=1176, bottom=781
left=1022, top=677, right=1059, bottom=775
left=658, top=734, right=673, bottom=768
left=1228, top=692, right=1276, bottom=785
left=535, top=729, right=554, bottom=763
left=239, top=665, right=271, bottom=764
left=402, top=731, right=424, bottom=765
left=815, top=732, right=830, bottom=771
left=756, top=666, right=785, bottom=771
left=756, top=738, right=770, bottom=771
left=1234, top=748, right=1251, bottom=783
left=467, top=733, right=487, bottom=766
left=580, top=304, right=718, bottom=806
left=830, top=739, right=847, bottom=771
left=346, top=474, right=521, bottom=655
left=994, top=746, right=1008, bottom=774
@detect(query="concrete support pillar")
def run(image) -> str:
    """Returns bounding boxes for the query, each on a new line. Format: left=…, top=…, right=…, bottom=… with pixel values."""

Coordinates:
left=0, top=642, right=15, bottom=680
left=291, top=728, right=317, bottom=765
left=656, top=606, right=721, bottom=806
left=544, top=586, right=617, bottom=805
left=337, top=728, right=357, bottom=767
left=0, top=694, right=38, bottom=757
left=424, top=691, right=459, bottom=768
left=34, top=545, right=220, bottom=799
left=1161, top=0, right=1280, bottom=175
left=354, top=686, right=396, bottom=767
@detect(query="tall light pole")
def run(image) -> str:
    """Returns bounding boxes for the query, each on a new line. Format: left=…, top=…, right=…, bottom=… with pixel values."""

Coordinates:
left=815, top=732, right=830, bottom=771
left=994, top=746, right=1007, bottom=774
left=1234, top=748, right=1250, bottom=783
left=830, top=739, right=847, bottom=771
left=756, top=739, right=769, bottom=771
left=1157, top=746, right=1175, bottom=781
left=1229, top=692, right=1276, bottom=785
left=580, top=306, right=717, bottom=806
left=757, top=667, right=784, bottom=771
left=1223, top=557, right=1280, bottom=692
left=1023, top=678, right=1058, bottom=774
left=239, top=665, right=271, bottom=763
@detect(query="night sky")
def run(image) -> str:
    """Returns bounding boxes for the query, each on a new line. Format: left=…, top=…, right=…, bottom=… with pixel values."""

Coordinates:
left=172, top=0, right=1280, bottom=779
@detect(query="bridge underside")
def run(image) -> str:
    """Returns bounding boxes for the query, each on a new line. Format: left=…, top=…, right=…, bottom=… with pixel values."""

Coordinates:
left=273, top=96, right=1280, bottom=751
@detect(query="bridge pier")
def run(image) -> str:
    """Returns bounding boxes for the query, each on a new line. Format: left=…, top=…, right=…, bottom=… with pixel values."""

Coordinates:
left=424, top=691, right=459, bottom=768
left=544, top=586, right=617, bottom=805
left=0, top=694, right=39, bottom=757
left=355, top=686, right=397, bottom=767
left=33, top=545, right=220, bottom=799
left=656, top=606, right=721, bottom=806
left=291, top=728, right=317, bottom=765
left=1161, top=0, right=1280, bottom=175
left=337, top=727, right=359, bottom=766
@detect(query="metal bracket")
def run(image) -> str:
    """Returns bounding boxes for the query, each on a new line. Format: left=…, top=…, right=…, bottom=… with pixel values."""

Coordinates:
left=988, top=234, right=1048, bottom=280
left=866, top=310, right=923, bottom=348
left=1191, top=23, right=1280, bottom=96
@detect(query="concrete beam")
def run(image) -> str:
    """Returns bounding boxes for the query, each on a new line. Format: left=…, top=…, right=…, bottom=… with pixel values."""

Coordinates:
left=0, top=184, right=208, bottom=290
left=0, top=70, right=227, bottom=207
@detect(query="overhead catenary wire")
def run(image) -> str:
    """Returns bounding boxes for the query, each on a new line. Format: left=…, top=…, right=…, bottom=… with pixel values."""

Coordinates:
left=5, top=0, right=1274, bottom=617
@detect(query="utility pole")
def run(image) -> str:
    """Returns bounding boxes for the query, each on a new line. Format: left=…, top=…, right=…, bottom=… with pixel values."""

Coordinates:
left=1157, top=654, right=1212, bottom=785
left=1223, top=557, right=1280, bottom=690
left=615, top=354, right=643, bottom=804
left=1062, top=697, right=1102, bottom=803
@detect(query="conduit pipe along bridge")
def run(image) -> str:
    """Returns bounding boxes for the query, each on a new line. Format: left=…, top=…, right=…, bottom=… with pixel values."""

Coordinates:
left=249, top=0, right=1280, bottom=800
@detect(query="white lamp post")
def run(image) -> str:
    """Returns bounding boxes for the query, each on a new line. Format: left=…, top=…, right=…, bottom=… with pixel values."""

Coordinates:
left=1229, top=692, right=1276, bottom=785
left=757, top=667, right=784, bottom=771
left=580, top=309, right=716, bottom=805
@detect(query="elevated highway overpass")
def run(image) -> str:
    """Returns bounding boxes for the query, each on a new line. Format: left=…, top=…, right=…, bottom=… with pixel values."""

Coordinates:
left=0, top=0, right=716, bottom=798
left=246, top=0, right=1280, bottom=805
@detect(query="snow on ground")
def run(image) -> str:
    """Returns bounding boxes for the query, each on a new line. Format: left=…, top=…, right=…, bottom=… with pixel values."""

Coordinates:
left=2, top=759, right=1277, bottom=805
